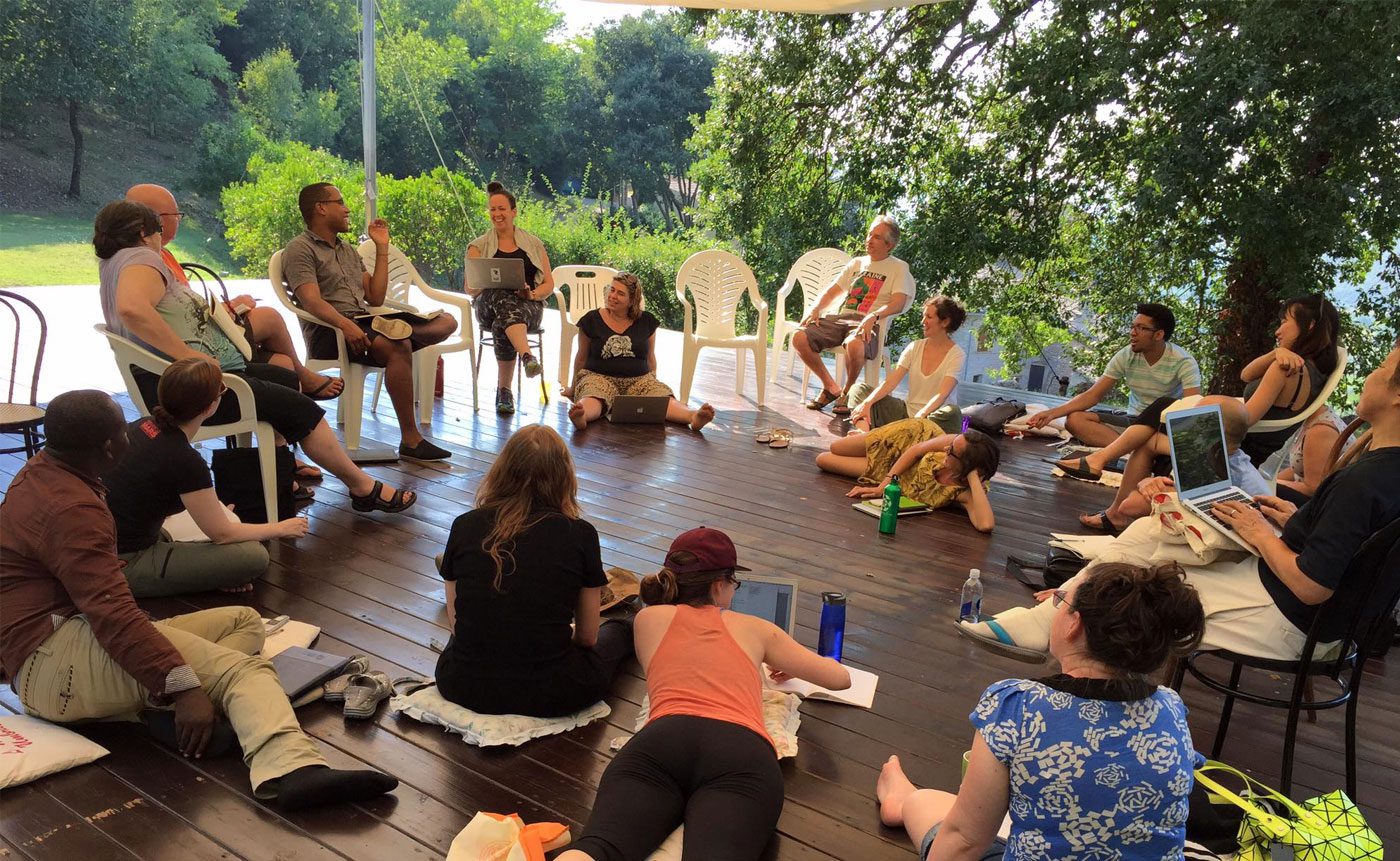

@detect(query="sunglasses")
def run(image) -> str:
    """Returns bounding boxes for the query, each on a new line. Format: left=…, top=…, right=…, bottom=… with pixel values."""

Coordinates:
left=1051, top=589, right=1076, bottom=611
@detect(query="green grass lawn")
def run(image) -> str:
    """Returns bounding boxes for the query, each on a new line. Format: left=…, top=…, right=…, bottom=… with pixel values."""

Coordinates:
left=0, top=213, right=237, bottom=286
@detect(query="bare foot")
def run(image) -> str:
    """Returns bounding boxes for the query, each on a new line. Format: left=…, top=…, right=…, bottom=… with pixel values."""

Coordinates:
left=568, top=402, right=588, bottom=431
left=690, top=403, right=715, bottom=432
left=218, top=582, right=255, bottom=593
left=294, top=459, right=323, bottom=480
left=877, top=755, right=920, bottom=827
left=302, top=373, right=344, bottom=399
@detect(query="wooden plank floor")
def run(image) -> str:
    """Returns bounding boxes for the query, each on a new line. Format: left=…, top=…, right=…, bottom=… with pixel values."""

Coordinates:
left=2, top=346, right=1397, bottom=859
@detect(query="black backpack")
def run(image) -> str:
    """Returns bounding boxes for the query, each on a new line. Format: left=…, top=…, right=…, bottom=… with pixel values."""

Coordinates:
left=964, top=397, right=1027, bottom=434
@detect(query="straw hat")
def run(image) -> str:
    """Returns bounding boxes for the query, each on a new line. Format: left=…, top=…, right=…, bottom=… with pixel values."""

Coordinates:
left=600, top=567, right=640, bottom=612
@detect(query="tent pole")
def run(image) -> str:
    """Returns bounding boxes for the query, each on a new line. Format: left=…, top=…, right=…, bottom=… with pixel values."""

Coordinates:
left=361, top=0, right=378, bottom=222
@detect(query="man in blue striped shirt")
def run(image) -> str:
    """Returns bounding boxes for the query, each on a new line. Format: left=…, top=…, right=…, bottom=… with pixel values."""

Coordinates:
left=1027, top=303, right=1201, bottom=447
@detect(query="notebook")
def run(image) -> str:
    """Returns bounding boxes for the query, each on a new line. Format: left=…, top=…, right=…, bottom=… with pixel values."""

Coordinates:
left=771, top=665, right=879, bottom=709
left=1164, top=403, right=1279, bottom=555
left=728, top=574, right=800, bottom=636
left=852, top=496, right=930, bottom=518
left=270, top=647, right=352, bottom=699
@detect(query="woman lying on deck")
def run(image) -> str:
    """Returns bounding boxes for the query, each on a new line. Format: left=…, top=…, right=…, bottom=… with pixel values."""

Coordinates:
left=557, top=527, right=850, bottom=861
left=879, top=562, right=1206, bottom=861
left=816, top=422, right=1001, bottom=532
left=434, top=425, right=633, bottom=717
left=562, top=271, right=715, bottom=432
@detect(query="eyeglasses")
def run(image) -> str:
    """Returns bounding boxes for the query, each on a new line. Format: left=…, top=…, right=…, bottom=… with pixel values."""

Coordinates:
left=217, top=384, right=229, bottom=397
left=727, top=574, right=742, bottom=590
left=1128, top=324, right=1159, bottom=334
left=319, top=197, right=345, bottom=207
left=945, top=442, right=961, bottom=459
left=1051, top=589, right=1076, bottom=611
left=159, top=211, right=185, bottom=221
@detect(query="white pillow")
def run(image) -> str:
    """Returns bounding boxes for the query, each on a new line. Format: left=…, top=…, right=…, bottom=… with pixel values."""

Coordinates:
left=0, top=715, right=110, bottom=788
left=630, top=690, right=803, bottom=759
left=389, top=685, right=611, bottom=747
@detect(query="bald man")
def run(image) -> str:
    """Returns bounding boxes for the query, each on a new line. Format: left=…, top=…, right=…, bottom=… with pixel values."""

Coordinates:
left=1078, top=395, right=1270, bottom=533
left=125, top=184, right=343, bottom=402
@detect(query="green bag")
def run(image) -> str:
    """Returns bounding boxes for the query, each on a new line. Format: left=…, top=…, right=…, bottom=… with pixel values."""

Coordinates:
left=1193, top=762, right=1382, bottom=860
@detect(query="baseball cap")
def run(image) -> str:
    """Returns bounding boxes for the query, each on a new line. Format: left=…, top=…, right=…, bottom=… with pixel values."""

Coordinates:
left=664, top=527, right=751, bottom=574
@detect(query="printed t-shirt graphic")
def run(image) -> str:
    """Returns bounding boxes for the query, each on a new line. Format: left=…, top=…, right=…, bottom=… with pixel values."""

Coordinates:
left=840, top=270, right=888, bottom=315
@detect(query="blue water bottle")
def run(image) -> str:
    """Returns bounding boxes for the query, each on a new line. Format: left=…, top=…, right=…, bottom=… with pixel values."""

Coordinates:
left=818, top=592, right=847, bottom=661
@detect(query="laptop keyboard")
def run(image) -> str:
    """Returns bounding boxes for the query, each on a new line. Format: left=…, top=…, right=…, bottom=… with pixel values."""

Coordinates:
left=1193, top=488, right=1255, bottom=532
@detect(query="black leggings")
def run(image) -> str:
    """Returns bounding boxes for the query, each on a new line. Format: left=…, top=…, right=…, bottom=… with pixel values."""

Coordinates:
left=435, top=618, right=634, bottom=718
left=573, top=714, right=784, bottom=861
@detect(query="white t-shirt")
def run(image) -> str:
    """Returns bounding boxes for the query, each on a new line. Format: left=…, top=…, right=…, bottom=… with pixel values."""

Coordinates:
left=897, top=339, right=967, bottom=416
left=823, top=254, right=915, bottom=318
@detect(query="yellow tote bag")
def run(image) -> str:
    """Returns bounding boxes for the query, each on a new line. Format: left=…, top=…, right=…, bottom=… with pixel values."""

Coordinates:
left=1194, top=762, right=1382, bottom=860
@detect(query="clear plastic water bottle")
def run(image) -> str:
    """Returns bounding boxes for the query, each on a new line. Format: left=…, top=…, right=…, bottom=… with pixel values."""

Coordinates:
left=818, top=592, right=847, bottom=661
left=878, top=475, right=901, bottom=535
left=959, top=568, right=983, bottom=623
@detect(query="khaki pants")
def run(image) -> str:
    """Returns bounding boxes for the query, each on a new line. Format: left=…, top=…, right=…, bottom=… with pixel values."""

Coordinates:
left=847, top=382, right=962, bottom=433
left=16, top=607, right=325, bottom=794
left=120, top=537, right=269, bottom=598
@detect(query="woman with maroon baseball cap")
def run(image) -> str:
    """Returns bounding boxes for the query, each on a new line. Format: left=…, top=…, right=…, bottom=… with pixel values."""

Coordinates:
left=557, top=527, right=850, bottom=861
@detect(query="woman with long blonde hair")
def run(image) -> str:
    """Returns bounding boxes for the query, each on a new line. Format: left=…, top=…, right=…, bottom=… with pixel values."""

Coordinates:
left=434, top=425, right=632, bottom=716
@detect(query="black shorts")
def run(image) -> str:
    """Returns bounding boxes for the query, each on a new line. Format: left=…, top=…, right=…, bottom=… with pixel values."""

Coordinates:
left=135, top=363, right=324, bottom=445
left=572, top=714, right=783, bottom=861
left=304, top=319, right=385, bottom=364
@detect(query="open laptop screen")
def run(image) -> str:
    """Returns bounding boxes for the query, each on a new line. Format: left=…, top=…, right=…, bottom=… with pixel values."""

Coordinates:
left=728, top=575, right=798, bottom=636
left=1165, top=405, right=1233, bottom=496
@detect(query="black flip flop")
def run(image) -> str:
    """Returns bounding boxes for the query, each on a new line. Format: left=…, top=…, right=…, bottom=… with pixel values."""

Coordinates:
left=304, top=376, right=343, bottom=401
left=1047, top=456, right=1103, bottom=482
left=1080, top=510, right=1123, bottom=536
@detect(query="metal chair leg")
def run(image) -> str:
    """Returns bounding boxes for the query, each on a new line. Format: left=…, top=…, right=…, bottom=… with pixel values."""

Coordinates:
left=1211, top=662, right=1244, bottom=759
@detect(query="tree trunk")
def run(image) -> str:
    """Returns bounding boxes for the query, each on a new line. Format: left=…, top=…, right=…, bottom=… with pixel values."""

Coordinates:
left=1212, top=253, right=1278, bottom=394
left=66, top=99, right=83, bottom=199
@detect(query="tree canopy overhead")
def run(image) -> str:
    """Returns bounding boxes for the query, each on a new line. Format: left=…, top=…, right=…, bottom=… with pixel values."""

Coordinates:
left=693, top=0, right=1400, bottom=393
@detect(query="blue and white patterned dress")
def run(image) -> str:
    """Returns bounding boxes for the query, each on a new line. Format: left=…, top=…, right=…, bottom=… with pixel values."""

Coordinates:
left=970, top=676, right=1202, bottom=860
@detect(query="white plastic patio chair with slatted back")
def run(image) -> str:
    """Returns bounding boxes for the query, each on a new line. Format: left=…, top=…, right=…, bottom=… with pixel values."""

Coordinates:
left=553, top=265, right=620, bottom=389
left=96, top=324, right=279, bottom=521
left=769, top=248, right=850, bottom=382
left=674, top=250, right=769, bottom=406
left=356, top=240, right=477, bottom=417
left=799, top=288, right=916, bottom=403
left=269, top=249, right=422, bottom=449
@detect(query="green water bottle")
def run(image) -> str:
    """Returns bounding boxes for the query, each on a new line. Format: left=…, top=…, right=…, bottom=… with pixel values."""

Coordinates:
left=878, top=474, right=901, bottom=535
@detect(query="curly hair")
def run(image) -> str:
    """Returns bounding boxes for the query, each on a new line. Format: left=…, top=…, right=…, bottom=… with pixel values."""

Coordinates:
left=1073, top=562, right=1206, bottom=676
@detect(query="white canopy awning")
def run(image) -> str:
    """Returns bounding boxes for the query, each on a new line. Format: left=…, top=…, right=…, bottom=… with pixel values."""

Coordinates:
left=589, top=1, right=931, bottom=11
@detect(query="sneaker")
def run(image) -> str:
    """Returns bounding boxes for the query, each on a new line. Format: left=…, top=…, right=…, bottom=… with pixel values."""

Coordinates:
left=399, top=438, right=451, bottom=462
left=522, top=353, right=542, bottom=378
left=496, top=387, right=515, bottom=415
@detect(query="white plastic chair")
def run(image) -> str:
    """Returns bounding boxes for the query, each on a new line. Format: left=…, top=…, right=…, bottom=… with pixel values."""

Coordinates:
left=674, top=250, right=769, bottom=405
left=96, top=324, right=279, bottom=521
left=553, top=265, right=620, bottom=388
left=355, top=240, right=477, bottom=417
left=269, top=249, right=412, bottom=449
left=769, top=248, right=850, bottom=382
left=1255, top=347, right=1348, bottom=482
left=800, top=288, right=916, bottom=402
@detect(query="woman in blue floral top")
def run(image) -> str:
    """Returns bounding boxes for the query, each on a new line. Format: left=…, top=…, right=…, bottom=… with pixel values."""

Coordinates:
left=876, top=562, right=1207, bottom=860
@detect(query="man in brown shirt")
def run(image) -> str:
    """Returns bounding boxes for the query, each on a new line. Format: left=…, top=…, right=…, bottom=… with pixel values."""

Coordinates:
left=281, top=182, right=456, bottom=461
left=0, top=390, right=396, bottom=810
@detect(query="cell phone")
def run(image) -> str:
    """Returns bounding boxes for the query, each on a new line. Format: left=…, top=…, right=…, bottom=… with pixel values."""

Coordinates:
left=265, top=615, right=290, bottom=634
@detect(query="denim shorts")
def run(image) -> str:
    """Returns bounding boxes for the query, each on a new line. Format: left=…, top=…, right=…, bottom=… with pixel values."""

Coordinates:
left=919, top=823, right=1006, bottom=861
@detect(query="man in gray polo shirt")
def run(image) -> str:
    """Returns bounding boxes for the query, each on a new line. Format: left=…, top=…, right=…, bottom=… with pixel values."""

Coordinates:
left=281, top=183, right=457, bottom=461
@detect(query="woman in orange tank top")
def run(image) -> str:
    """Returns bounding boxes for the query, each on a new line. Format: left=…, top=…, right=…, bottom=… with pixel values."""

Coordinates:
left=558, top=528, right=850, bottom=861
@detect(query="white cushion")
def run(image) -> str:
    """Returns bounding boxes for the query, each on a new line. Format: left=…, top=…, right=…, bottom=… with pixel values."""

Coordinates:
left=630, top=690, right=803, bottom=759
left=0, top=715, right=110, bottom=788
left=389, top=685, right=610, bottom=747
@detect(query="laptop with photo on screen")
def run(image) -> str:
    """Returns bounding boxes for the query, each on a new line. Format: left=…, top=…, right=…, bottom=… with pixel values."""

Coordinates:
left=607, top=396, right=669, bottom=424
left=464, top=257, right=527, bottom=290
left=728, top=573, right=799, bottom=636
left=1164, top=403, right=1279, bottom=555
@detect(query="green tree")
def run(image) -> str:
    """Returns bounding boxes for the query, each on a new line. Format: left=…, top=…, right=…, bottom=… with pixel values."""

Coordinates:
left=216, top=0, right=359, bottom=88
left=696, top=1, right=1400, bottom=396
left=237, top=48, right=345, bottom=149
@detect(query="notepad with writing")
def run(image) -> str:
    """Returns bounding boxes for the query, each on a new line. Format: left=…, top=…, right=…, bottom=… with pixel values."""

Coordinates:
left=852, top=497, right=930, bottom=518
left=772, top=665, right=878, bottom=708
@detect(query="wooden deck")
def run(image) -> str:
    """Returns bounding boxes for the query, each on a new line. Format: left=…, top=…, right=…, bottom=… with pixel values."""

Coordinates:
left=1, top=319, right=1398, bottom=859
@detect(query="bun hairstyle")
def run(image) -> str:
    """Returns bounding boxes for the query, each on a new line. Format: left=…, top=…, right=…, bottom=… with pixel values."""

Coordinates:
left=1074, top=562, right=1206, bottom=676
left=93, top=200, right=161, bottom=259
left=153, top=357, right=224, bottom=428
left=926, top=294, right=967, bottom=333
left=955, top=429, right=1001, bottom=484
left=486, top=181, right=517, bottom=209
left=639, top=551, right=732, bottom=606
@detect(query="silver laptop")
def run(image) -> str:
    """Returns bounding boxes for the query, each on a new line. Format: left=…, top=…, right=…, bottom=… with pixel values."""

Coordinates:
left=608, top=396, right=669, bottom=423
left=464, top=257, right=526, bottom=290
left=728, top=573, right=800, bottom=635
left=1165, top=404, right=1278, bottom=554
